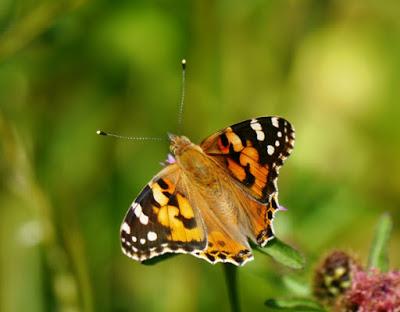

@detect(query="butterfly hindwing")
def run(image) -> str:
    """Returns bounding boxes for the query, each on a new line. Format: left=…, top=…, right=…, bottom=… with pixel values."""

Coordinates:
left=120, top=164, right=207, bottom=262
left=197, top=228, right=253, bottom=266
left=238, top=191, right=279, bottom=247
left=201, top=116, right=295, bottom=204
left=204, top=169, right=278, bottom=249
left=176, top=177, right=254, bottom=266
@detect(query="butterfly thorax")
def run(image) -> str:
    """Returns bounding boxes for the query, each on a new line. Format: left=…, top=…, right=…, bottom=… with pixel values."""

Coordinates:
left=170, top=134, right=221, bottom=190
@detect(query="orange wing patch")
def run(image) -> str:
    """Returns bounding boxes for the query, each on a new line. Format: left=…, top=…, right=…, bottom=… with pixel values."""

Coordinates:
left=177, top=193, right=194, bottom=219
left=150, top=179, right=204, bottom=244
left=242, top=196, right=277, bottom=247
left=226, top=158, right=246, bottom=181
left=239, top=147, right=269, bottom=198
left=198, top=230, right=253, bottom=266
left=151, top=178, right=175, bottom=206
left=154, top=205, right=203, bottom=242
left=217, top=128, right=244, bottom=153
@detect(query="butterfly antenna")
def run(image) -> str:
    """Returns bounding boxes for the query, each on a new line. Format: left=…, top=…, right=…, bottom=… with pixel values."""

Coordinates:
left=96, top=130, right=163, bottom=141
left=177, top=59, right=186, bottom=134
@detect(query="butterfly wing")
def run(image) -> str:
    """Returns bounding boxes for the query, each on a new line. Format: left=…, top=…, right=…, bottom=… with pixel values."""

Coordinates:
left=120, top=164, right=207, bottom=262
left=234, top=184, right=279, bottom=247
left=196, top=220, right=253, bottom=266
left=200, top=116, right=294, bottom=247
left=200, top=116, right=295, bottom=204
left=178, top=177, right=253, bottom=266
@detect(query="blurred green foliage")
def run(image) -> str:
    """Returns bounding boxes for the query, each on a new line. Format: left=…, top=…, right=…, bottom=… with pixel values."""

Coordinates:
left=1, top=1, right=400, bottom=311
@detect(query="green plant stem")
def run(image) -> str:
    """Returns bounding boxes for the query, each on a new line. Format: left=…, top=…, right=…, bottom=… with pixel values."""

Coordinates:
left=223, top=264, right=241, bottom=312
left=368, top=213, right=393, bottom=271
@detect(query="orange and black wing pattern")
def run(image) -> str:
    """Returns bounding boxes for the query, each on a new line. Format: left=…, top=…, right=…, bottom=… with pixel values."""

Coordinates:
left=120, top=165, right=207, bottom=262
left=201, top=117, right=295, bottom=204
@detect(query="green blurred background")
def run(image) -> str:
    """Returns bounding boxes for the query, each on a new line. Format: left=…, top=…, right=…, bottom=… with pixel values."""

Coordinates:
left=1, top=1, right=399, bottom=311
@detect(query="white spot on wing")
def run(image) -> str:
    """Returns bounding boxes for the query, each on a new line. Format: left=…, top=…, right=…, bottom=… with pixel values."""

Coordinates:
left=250, top=120, right=262, bottom=131
left=271, top=117, right=279, bottom=128
left=140, top=238, right=146, bottom=245
left=256, top=130, right=265, bottom=141
left=250, top=120, right=265, bottom=141
left=133, top=204, right=142, bottom=218
left=132, top=236, right=137, bottom=242
left=275, top=140, right=280, bottom=147
left=139, top=213, right=149, bottom=225
left=147, top=231, right=157, bottom=241
left=121, top=222, right=131, bottom=234
left=277, top=131, right=282, bottom=137
left=267, top=145, right=275, bottom=155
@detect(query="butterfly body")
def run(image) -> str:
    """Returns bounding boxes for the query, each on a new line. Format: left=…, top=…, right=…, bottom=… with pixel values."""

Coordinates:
left=121, top=117, right=295, bottom=266
left=171, top=135, right=221, bottom=189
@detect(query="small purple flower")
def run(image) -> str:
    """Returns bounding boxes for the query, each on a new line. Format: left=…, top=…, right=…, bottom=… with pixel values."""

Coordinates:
left=339, top=269, right=400, bottom=312
left=160, top=154, right=176, bottom=166
left=167, top=153, right=176, bottom=164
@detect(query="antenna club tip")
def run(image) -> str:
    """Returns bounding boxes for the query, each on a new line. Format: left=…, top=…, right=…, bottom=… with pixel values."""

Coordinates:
left=181, top=59, right=186, bottom=68
left=97, top=130, right=106, bottom=136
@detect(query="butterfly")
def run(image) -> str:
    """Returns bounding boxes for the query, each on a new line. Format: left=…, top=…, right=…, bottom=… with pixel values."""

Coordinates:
left=120, top=116, right=295, bottom=266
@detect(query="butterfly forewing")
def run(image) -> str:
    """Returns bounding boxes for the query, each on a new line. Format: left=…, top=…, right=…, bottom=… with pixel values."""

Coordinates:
left=120, top=164, right=207, bottom=262
left=200, top=116, right=295, bottom=204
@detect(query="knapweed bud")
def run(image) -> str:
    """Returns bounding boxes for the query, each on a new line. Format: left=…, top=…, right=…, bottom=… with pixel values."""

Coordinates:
left=313, top=251, right=360, bottom=306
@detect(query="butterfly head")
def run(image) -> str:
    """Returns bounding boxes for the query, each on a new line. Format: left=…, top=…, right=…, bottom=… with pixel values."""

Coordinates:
left=168, top=133, right=193, bottom=156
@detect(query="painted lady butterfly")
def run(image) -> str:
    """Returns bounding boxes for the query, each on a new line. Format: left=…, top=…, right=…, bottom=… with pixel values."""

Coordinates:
left=120, top=116, right=295, bottom=266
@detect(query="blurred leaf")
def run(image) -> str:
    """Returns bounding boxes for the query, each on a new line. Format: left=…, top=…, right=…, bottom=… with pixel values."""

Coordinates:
left=255, top=238, right=305, bottom=270
left=0, top=0, right=85, bottom=61
left=264, top=298, right=325, bottom=311
left=142, top=253, right=177, bottom=265
left=282, top=276, right=311, bottom=297
left=368, top=213, right=393, bottom=271
left=223, top=264, right=240, bottom=312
